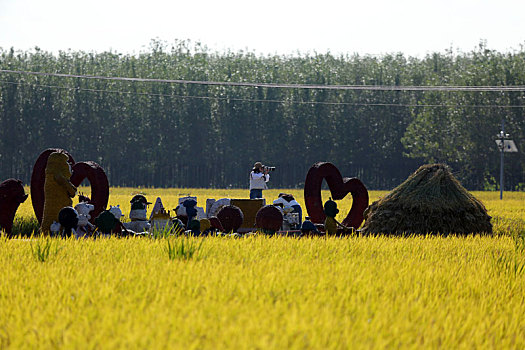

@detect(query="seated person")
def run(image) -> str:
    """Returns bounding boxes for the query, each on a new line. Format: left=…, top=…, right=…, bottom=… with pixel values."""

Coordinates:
left=273, top=193, right=302, bottom=225
left=300, top=216, right=320, bottom=236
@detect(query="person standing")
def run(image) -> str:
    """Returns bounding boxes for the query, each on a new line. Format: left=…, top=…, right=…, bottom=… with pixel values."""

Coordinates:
left=249, top=162, right=270, bottom=199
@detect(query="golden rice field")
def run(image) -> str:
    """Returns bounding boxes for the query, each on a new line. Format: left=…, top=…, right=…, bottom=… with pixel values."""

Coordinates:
left=1, top=188, right=525, bottom=349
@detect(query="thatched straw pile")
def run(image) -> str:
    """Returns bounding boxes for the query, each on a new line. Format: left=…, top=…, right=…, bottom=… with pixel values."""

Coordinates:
left=360, top=164, right=492, bottom=235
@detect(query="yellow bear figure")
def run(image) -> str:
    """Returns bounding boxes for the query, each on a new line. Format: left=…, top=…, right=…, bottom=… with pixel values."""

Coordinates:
left=41, top=152, right=77, bottom=234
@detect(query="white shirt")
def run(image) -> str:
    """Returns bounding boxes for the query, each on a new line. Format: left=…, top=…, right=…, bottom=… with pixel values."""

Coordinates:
left=249, top=171, right=270, bottom=190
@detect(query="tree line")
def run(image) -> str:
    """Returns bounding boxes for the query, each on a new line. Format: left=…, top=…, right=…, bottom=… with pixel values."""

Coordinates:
left=0, top=40, right=524, bottom=191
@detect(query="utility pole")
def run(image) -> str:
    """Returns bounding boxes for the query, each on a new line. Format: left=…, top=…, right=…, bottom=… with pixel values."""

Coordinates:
left=498, top=120, right=507, bottom=200
left=495, top=119, right=518, bottom=200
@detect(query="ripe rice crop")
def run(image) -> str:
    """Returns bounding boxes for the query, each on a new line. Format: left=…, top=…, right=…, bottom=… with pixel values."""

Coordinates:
left=1, top=188, right=524, bottom=348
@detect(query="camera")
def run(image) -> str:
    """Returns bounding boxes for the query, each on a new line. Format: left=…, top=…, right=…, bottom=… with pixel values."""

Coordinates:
left=264, top=166, right=276, bottom=172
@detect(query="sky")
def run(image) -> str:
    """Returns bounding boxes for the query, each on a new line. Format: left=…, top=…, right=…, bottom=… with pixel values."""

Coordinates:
left=1, top=0, right=525, bottom=57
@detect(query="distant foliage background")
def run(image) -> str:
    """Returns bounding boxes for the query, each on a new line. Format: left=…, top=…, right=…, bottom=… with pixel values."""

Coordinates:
left=0, top=40, right=524, bottom=190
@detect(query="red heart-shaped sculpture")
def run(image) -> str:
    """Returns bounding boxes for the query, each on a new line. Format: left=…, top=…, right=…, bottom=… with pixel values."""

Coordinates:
left=30, top=149, right=109, bottom=223
left=70, top=161, right=109, bottom=221
left=304, top=162, right=369, bottom=229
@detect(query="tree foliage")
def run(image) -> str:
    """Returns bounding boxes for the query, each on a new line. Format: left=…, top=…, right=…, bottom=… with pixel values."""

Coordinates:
left=0, top=41, right=523, bottom=190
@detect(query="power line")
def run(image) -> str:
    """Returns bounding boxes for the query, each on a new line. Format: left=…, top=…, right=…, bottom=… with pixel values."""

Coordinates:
left=3, top=68, right=525, bottom=92
left=3, top=79, right=525, bottom=109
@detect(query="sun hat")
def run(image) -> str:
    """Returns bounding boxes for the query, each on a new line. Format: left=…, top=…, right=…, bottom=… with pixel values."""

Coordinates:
left=130, top=194, right=152, bottom=205
left=254, top=162, right=263, bottom=168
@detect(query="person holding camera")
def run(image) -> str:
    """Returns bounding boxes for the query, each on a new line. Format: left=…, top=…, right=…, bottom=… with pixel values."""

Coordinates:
left=249, top=161, right=270, bottom=199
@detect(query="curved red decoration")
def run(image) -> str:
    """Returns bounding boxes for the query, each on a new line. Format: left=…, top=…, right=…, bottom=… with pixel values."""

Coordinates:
left=70, top=161, right=109, bottom=222
left=304, top=162, right=369, bottom=229
left=0, top=179, right=28, bottom=236
left=255, top=205, right=283, bottom=233
left=30, top=148, right=75, bottom=223
left=217, top=205, right=244, bottom=233
left=208, top=216, right=224, bottom=232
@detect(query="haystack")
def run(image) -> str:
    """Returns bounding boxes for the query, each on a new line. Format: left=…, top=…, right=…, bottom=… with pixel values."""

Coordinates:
left=360, top=164, right=492, bottom=235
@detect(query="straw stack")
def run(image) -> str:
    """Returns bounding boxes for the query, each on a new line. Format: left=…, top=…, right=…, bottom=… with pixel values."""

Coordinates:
left=360, top=164, right=492, bottom=235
